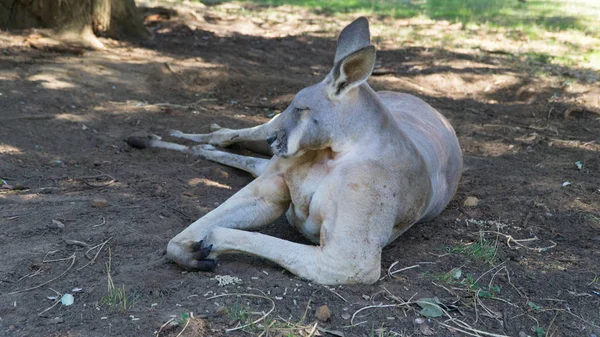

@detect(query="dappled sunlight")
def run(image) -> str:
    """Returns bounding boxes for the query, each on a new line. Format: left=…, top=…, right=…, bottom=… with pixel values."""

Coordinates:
left=27, top=73, right=76, bottom=90
left=549, top=139, right=600, bottom=152
left=462, top=138, right=518, bottom=157
left=54, top=113, right=92, bottom=123
left=0, top=144, right=23, bottom=154
left=188, top=177, right=231, bottom=190
left=0, top=3, right=598, bottom=336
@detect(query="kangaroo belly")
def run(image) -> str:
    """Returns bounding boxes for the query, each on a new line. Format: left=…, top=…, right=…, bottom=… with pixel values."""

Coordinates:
left=379, top=91, right=463, bottom=221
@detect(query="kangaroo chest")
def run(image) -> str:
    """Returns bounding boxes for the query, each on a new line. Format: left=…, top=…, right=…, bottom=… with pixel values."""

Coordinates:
left=282, top=150, right=335, bottom=244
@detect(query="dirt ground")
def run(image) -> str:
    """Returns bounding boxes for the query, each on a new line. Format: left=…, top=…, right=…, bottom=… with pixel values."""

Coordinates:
left=1, top=2, right=599, bottom=337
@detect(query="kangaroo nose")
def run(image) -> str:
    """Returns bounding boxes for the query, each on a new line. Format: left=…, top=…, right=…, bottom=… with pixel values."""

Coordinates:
left=266, top=135, right=277, bottom=145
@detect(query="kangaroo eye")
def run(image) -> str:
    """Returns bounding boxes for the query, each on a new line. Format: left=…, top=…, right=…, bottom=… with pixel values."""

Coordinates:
left=294, top=107, right=308, bottom=114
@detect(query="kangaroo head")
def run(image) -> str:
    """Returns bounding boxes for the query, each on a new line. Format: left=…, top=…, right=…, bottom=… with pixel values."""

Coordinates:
left=267, top=17, right=377, bottom=158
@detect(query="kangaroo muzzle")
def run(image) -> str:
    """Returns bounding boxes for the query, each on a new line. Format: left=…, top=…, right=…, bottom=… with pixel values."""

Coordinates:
left=268, top=131, right=288, bottom=157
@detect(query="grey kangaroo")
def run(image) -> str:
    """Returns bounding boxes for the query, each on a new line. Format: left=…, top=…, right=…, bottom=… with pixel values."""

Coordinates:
left=127, top=17, right=462, bottom=285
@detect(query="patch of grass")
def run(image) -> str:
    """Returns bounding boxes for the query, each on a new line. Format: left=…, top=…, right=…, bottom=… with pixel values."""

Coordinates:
left=525, top=52, right=553, bottom=65
left=100, top=284, right=136, bottom=311
left=245, top=0, right=422, bottom=18
left=584, top=213, right=600, bottom=226
left=534, top=326, right=545, bottom=337
left=176, top=312, right=190, bottom=326
left=429, top=268, right=501, bottom=299
left=229, top=298, right=254, bottom=328
left=229, top=0, right=600, bottom=71
left=449, top=233, right=497, bottom=265
left=100, top=248, right=136, bottom=311
left=241, top=0, right=599, bottom=34
left=528, top=301, right=542, bottom=313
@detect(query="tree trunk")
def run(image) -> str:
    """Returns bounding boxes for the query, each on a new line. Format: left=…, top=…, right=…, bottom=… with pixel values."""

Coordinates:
left=0, top=0, right=150, bottom=49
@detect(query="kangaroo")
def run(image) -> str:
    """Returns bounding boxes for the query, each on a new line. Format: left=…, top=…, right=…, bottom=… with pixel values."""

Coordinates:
left=126, top=17, right=462, bottom=285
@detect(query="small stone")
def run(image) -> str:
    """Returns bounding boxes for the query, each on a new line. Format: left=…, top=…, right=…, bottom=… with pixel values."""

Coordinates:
left=49, top=219, right=65, bottom=229
left=518, top=332, right=527, bottom=337
left=415, top=317, right=426, bottom=324
left=315, top=305, right=331, bottom=322
left=341, top=313, right=351, bottom=320
left=50, top=317, right=64, bottom=324
left=91, top=199, right=109, bottom=208
left=215, top=306, right=228, bottom=316
left=463, top=196, right=479, bottom=207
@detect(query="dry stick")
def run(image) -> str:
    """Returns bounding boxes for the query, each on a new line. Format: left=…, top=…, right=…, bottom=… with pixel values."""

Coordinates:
left=38, top=299, right=61, bottom=316
left=63, top=239, right=89, bottom=247
left=441, top=312, right=509, bottom=337
left=431, top=281, right=457, bottom=297
left=480, top=231, right=557, bottom=252
left=438, top=321, right=497, bottom=337
left=504, top=267, right=528, bottom=302
left=489, top=296, right=518, bottom=307
left=163, top=62, right=187, bottom=86
left=93, top=216, right=106, bottom=228
left=17, top=268, right=42, bottom=281
left=306, top=322, right=319, bottom=337
left=323, top=285, right=348, bottom=303
left=540, top=308, right=600, bottom=329
left=207, top=293, right=275, bottom=332
left=155, top=317, right=175, bottom=337
left=78, top=237, right=112, bottom=271
left=545, top=310, right=559, bottom=337
left=8, top=253, right=76, bottom=295
left=74, top=172, right=117, bottom=187
left=474, top=261, right=507, bottom=286
left=477, top=296, right=501, bottom=319
left=350, top=304, right=398, bottom=325
left=300, top=299, right=312, bottom=324
left=275, top=315, right=315, bottom=335
left=38, top=288, right=63, bottom=316
left=386, top=262, right=420, bottom=279
left=473, top=289, right=480, bottom=325
left=412, top=295, right=509, bottom=337
left=258, top=320, right=277, bottom=337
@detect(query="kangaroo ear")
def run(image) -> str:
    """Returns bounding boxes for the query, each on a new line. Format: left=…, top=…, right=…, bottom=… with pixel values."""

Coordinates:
left=334, top=17, right=370, bottom=64
left=329, top=45, right=376, bottom=97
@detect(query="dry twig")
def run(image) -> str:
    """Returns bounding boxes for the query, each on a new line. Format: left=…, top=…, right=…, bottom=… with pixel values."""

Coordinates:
left=8, top=253, right=76, bottom=295
left=480, top=231, right=556, bottom=252
left=156, top=317, right=176, bottom=337
left=38, top=288, right=62, bottom=316
left=386, top=262, right=420, bottom=279
left=78, top=237, right=113, bottom=271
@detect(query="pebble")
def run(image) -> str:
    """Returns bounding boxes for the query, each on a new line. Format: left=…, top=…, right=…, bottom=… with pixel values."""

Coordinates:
left=49, top=317, right=64, bottom=324
left=463, top=196, right=479, bottom=207
left=91, top=199, right=109, bottom=208
left=315, top=305, right=331, bottom=321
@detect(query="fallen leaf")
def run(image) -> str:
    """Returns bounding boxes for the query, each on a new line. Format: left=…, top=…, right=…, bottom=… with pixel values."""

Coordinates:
left=416, top=297, right=444, bottom=318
